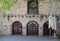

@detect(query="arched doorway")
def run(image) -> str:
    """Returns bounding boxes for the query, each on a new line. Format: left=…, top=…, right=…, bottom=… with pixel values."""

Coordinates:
left=12, top=21, right=22, bottom=35
left=27, top=21, right=39, bottom=35
left=43, top=21, right=49, bottom=36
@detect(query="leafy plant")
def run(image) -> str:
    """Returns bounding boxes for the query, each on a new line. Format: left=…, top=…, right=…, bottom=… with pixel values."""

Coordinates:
left=0, top=0, right=18, bottom=13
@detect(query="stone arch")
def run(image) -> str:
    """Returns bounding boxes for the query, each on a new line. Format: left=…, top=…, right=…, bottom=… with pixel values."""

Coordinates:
left=43, top=21, right=49, bottom=36
left=27, top=21, right=39, bottom=35
left=12, top=21, right=22, bottom=35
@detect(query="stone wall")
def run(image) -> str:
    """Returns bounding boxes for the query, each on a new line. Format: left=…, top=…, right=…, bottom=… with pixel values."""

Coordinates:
left=39, top=0, right=60, bottom=15
left=6, top=0, right=27, bottom=15
left=5, top=0, right=60, bottom=15
left=0, top=14, right=48, bottom=36
left=0, top=0, right=60, bottom=36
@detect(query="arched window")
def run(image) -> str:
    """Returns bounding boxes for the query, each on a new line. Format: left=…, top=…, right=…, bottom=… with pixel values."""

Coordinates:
left=28, top=0, right=38, bottom=14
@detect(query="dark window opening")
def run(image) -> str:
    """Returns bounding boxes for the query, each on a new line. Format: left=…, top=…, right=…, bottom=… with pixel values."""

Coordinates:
left=28, top=0, right=38, bottom=14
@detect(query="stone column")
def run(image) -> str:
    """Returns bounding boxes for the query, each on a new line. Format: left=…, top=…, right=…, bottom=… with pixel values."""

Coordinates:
left=39, top=25, right=43, bottom=36
left=22, top=27, right=27, bottom=36
left=9, top=12, right=12, bottom=35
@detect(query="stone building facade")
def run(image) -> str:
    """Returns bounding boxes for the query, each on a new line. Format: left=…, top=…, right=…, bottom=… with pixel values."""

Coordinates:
left=0, top=0, right=60, bottom=36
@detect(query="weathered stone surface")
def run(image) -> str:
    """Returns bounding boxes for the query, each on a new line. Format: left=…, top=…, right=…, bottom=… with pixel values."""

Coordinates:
left=0, top=0, right=60, bottom=36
